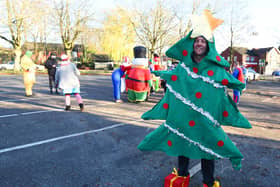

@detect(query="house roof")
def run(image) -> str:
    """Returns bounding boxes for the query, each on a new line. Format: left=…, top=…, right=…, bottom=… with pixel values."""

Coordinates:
left=250, top=47, right=273, bottom=57
left=225, top=46, right=276, bottom=57
left=232, top=47, right=248, bottom=54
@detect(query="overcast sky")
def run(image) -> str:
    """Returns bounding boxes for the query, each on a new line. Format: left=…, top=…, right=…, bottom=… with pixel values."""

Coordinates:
left=1, top=0, right=279, bottom=52
left=94, top=0, right=280, bottom=51
left=246, top=0, right=279, bottom=48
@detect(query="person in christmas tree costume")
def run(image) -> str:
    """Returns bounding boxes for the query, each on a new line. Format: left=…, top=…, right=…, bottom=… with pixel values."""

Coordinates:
left=126, top=46, right=152, bottom=102
left=138, top=10, right=252, bottom=187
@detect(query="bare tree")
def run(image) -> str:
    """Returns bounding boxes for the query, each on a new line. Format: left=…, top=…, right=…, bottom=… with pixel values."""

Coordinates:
left=0, top=0, right=32, bottom=71
left=174, top=0, right=200, bottom=39
left=25, top=1, right=51, bottom=63
left=217, top=0, right=250, bottom=71
left=128, top=0, right=177, bottom=58
left=53, top=0, right=94, bottom=57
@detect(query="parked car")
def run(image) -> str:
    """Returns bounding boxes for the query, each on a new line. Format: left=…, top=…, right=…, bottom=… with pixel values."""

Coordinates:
left=0, top=61, right=14, bottom=70
left=272, top=70, right=280, bottom=76
left=247, top=68, right=260, bottom=81
left=35, top=64, right=45, bottom=71
left=93, top=61, right=114, bottom=70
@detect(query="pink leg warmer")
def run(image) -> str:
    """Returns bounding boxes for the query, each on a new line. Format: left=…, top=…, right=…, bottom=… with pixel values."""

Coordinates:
left=74, top=93, right=83, bottom=104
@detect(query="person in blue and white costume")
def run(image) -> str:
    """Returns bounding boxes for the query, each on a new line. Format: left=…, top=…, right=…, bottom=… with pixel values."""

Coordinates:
left=111, top=56, right=131, bottom=103
left=55, top=54, right=84, bottom=111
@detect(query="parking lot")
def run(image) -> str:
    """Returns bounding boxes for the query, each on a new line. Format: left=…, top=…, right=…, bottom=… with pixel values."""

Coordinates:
left=0, top=74, right=279, bottom=187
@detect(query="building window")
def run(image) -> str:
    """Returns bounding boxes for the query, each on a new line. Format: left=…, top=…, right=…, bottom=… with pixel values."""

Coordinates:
left=251, top=57, right=255, bottom=61
left=227, top=57, right=230, bottom=61
left=234, top=56, right=237, bottom=62
left=246, top=56, right=250, bottom=61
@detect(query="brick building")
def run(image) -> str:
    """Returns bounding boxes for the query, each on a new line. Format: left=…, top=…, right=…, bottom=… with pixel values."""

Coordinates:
left=221, top=47, right=280, bottom=75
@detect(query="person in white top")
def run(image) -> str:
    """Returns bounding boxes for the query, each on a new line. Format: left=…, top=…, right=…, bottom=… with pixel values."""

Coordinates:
left=55, top=54, right=84, bottom=111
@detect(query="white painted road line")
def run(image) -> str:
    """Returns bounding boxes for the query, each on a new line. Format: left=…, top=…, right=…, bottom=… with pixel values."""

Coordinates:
left=0, top=109, right=63, bottom=119
left=0, top=98, right=29, bottom=102
left=0, top=114, right=19, bottom=118
left=0, top=93, right=88, bottom=103
left=190, top=163, right=201, bottom=177
left=0, top=122, right=128, bottom=154
left=0, top=116, right=202, bottom=176
left=21, top=110, right=62, bottom=115
left=0, top=92, right=17, bottom=94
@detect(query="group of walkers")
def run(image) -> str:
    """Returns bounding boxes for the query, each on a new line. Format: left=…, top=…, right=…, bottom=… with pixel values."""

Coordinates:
left=20, top=51, right=84, bottom=112
left=17, top=9, right=252, bottom=187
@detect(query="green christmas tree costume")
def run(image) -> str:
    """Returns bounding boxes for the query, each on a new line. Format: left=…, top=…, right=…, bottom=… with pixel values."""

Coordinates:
left=138, top=31, right=252, bottom=170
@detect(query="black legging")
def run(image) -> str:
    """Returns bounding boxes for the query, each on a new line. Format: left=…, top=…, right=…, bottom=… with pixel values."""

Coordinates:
left=48, top=74, right=56, bottom=90
left=178, top=156, right=215, bottom=186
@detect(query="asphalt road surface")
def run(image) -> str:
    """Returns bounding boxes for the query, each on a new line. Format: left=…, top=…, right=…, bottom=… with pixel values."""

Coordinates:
left=0, top=74, right=279, bottom=187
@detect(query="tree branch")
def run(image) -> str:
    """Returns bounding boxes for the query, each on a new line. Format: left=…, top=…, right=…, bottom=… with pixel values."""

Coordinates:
left=0, top=35, right=15, bottom=47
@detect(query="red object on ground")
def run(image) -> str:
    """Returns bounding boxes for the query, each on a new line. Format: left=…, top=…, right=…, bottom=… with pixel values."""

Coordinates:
left=164, top=172, right=190, bottom=187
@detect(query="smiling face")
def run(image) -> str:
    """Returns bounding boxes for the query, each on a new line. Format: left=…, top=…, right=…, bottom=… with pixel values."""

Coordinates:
left=193, top=36, right=208, bottom=57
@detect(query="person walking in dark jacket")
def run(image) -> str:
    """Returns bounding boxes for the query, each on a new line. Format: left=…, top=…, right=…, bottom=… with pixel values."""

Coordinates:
left=45, top=52, right=59, bottom=94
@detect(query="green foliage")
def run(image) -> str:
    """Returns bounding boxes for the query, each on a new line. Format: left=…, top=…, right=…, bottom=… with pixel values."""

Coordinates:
left=114, top=63, right=120, bottom=68
left=101, top=7, right=135, bottom=61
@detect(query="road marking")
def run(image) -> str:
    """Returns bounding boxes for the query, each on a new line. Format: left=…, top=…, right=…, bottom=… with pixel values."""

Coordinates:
left=190, top=163, right=201, bottom=177
left=0, top=101, right=117, bottom=119
left=0, top=122, right=131, bottom=154
left=0, top=98, right=29, bottom=102
left=0, top=93, right=88, bottom=103
left=0, top=113, right=202, bottom=176
left=21, top=110, right=63, bottom=115
left=0, top=109, right=63, bottom=119
left=0, top=91, right=17, bottom=94
left=0, top=114, right=19, bottom=118
left=0, top=102, right=118, bottom=119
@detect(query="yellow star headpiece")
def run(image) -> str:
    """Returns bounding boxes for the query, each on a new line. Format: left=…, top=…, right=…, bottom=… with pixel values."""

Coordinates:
left=191, top=9, right=223, bottom=42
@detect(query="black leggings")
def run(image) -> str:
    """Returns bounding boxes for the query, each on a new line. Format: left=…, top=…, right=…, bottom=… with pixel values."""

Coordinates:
left=178, top=156, right=215, bottom=186
left=48, top=74, right=56, bottom=90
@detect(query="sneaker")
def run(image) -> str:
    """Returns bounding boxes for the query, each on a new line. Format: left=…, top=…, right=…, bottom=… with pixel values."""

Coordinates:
left=79, top=103, right=84, bottom=112
left=25, top=94, right=35, bottom=97
left=65, top=105, right=71, bottom=111
left=213, top=180, right=220, bottom=187
left=115, top=99, right=122, bottom=103
left=203, top=180, right=220, bottom=187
